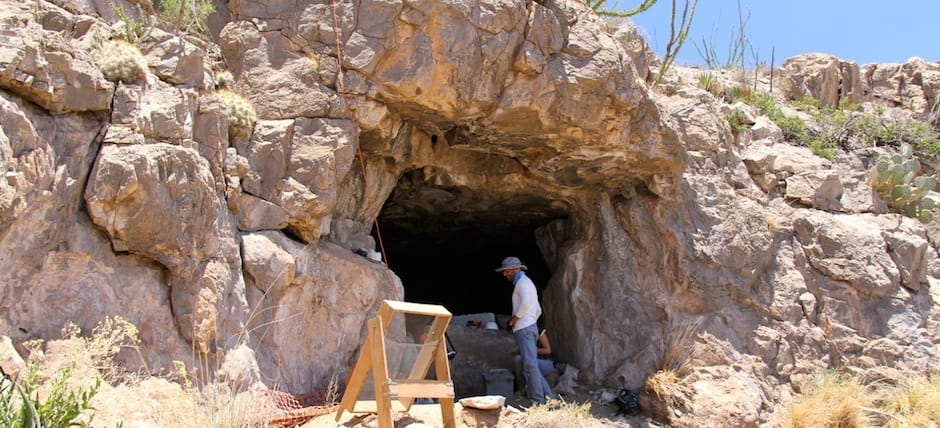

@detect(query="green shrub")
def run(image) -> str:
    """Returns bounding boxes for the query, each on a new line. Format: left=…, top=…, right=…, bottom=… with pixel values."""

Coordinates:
left=726, top=109, right=748, bottom=136
left=868, top=143, right=937, bottom=223
left=774, top=115, right=811, bottom=145
left=0, top=361, right=100, bottom=427
left=213, top=70, right=234, bottom=90
left=723, top=84, right=751, bottom=104
left=697, top=73, right=722, bottom=97
left=109, top=2, right=151, bottom=45
left=744, top=91, right=783, bottom=119
left=790, top=96, right=821, bottom=112
left=97, top=40, right=148, bottom=83
left=216, top=90, right=256, bottom=138
left=159, top=0, right=215, bottom=34
left=809, top=139, right=837, bottom=159
left=743, top=91, right=810, bottom=144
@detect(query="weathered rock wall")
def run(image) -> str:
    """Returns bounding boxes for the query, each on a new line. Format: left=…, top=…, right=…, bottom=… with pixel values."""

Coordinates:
left=1, top=0, right=939, bottom=425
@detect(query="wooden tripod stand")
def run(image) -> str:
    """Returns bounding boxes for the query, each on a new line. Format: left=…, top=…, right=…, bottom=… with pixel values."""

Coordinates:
left=335, top=300, right=456, bottom=428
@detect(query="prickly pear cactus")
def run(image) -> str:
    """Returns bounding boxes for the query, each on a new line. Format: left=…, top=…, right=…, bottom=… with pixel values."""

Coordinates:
left=868, top=144, right=937, bottom=223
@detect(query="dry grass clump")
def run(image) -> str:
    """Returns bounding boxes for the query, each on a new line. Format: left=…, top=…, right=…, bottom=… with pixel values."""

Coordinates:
left=645, top=368, right=691, bottom=409
left=657, top=316, right=703, bottom=375
left=156, top=384, right=259, bottom=428
left=785, top=370, right=873, bottom=428
left=785, top=370, right=940, bottom=428
left=524, top=398, right=595, bottom=428
left=880, top=373, right=940, bottom=428
left=644, top=316, right=703, bottom=411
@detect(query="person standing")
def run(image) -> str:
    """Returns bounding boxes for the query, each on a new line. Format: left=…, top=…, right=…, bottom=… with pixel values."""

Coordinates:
left=495, top=256, right=557, bottom=405
left=513, top=327, right=555, bottom=394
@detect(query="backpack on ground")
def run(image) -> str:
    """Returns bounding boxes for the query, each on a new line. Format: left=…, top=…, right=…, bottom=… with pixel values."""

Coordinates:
left=615, top=387, right=640, bottom=416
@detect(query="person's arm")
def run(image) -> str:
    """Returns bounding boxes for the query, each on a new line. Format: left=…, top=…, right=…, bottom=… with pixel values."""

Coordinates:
left=537, top=329, right=552, bottom=356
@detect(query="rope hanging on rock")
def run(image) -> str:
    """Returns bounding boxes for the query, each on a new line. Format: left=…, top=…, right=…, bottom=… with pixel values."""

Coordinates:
left=329, top=0, right=392, bottom=270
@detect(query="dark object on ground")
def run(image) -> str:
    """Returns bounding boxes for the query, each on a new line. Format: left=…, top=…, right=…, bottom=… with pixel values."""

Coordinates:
left=615, top=388, right=640, bottom=416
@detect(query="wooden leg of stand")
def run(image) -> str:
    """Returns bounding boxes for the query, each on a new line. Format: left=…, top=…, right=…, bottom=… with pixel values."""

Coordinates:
left=435, top=337, right=456, bottom=428
left=370, top=318, right=393, bottom=428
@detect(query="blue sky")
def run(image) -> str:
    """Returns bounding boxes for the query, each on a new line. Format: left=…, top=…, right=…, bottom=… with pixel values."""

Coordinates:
left=626, top=0, right=938, bottom=67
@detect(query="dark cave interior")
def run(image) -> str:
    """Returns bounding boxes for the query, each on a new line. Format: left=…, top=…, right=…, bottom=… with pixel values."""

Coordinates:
left=372, top=169, right=568, bottom=317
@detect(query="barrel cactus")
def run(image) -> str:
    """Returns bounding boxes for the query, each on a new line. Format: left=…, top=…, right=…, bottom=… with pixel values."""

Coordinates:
left=868, top=144, right=937, bottom=223
left=216, top=90, right=256, bottom=139
left=97, top=40, right=147, bottom=83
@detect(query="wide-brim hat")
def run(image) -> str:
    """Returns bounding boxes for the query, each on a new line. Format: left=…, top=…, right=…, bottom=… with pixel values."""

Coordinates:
left=495, top=256, right=526, bottom=272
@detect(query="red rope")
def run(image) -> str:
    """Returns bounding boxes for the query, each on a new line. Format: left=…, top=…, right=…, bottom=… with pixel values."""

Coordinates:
left=329, top=0, right=392, bottom=270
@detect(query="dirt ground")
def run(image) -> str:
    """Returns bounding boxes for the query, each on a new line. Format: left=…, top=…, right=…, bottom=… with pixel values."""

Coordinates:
left=301, top=383, right=658, bottom=427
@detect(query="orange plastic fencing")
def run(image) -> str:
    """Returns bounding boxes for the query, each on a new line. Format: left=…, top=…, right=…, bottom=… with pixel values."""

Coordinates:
left=249, top=384, right=344, bottom=427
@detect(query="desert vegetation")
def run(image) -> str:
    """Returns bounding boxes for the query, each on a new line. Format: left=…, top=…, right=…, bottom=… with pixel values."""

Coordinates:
left=785, top=370, right=940, bottom=428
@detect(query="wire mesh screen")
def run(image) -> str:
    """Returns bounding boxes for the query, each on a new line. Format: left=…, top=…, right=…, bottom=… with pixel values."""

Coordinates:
left=355, top=311, right=440, bottom=403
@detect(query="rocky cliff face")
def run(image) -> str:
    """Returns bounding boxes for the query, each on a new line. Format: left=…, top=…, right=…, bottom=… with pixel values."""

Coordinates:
left=1, top=0, right=938, bottom=425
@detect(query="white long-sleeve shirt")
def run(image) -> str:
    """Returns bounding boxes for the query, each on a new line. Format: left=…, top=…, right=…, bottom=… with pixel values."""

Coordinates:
left=512, top=271, right=541, bottom=332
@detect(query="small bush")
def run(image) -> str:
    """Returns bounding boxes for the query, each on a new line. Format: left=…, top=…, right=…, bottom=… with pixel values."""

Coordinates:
left=809, top=139, right=837, bottom=159
left=697, top=73, right=722, bottom=97
left=216, top=90, right=257, bottom=138
left=787, top=370, right=940, bottom=428
left=724, top=83, right=752, bottom=104
left=97, top=40, right=148, bottom=83
left=726, top=109, right=749, bottom=136
left=744, top=91, right=784, bottom=119
left=159, top=0, right=215, bottom=34
left=62, top=316, right=146, bottom=383
left=109, top=2, right=151, bottom=45
left=0, top=357, right=100, bottom=427
left=213, top=70, right=234, bottom=90
left=773, top=115, right=811, bottom=145
left=790, top=96, right=821, bottom=112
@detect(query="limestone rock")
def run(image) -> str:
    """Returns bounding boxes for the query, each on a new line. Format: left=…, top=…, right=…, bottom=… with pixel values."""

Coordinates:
left=233, top=193, right=289, bottom=232
left=85, top=143, right=223, bottom=271
left=244, top=236, right=403, bottom=393
left=109, top=77, right=198, bottom=141
left=141, top=27, right=207, bottom=87
left=218, top=21, right=336, bottom=120
left=241, top=231, right=295, bottom=293
left=215, top=343, right=264, bottom=391
left=780, top=53, right=861, bottom=108
left=513, top=2, right=564, bottom=75
left=0, top=336, right=25, bottom=378
left=793, top=212, right=900, bottom=297
left=1, top=1, right=939, bottom=424
left=741, top=140, right=831, bottom=192
left=447, top=325, right=518, bottom=398
left=863, top=57, right=940, bottom=118
left=785, top=171, right=844, bottom=211
left=0, top=4, right=112, bottom=113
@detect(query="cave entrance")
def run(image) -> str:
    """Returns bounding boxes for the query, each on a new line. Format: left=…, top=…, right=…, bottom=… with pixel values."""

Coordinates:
left=373, top=168, right=569, bottom=318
